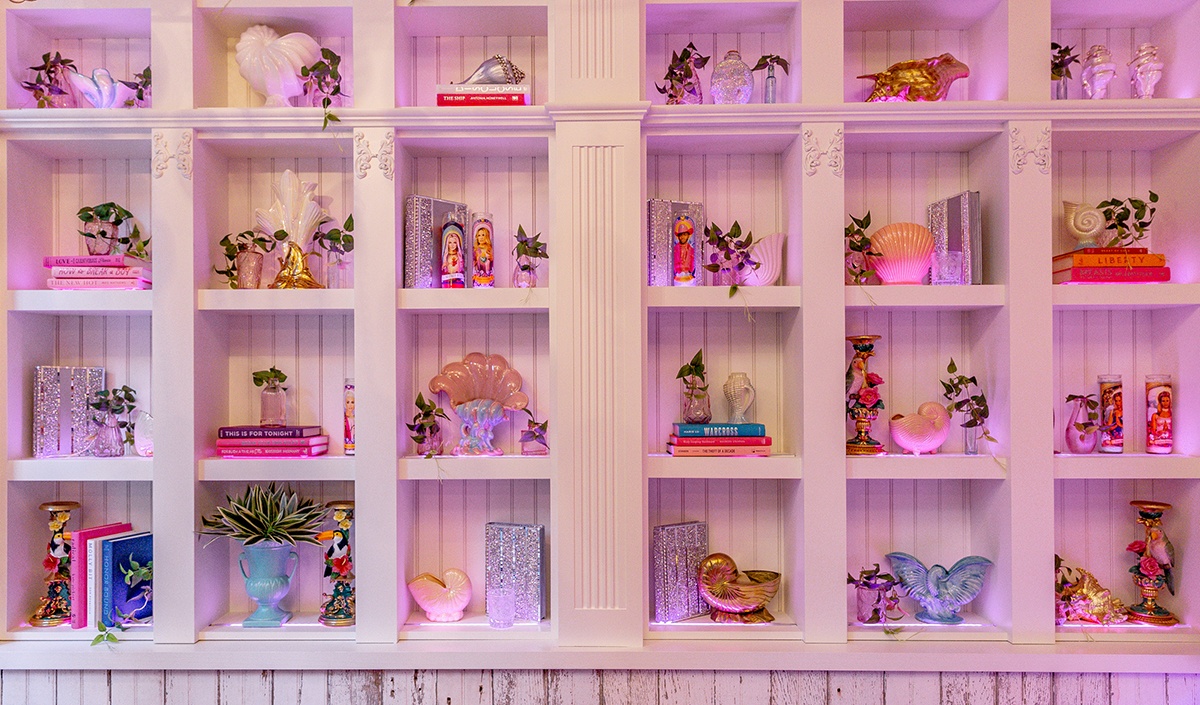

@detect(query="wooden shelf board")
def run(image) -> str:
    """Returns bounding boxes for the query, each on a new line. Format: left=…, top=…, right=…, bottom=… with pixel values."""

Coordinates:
left=197, top=288, right=353, bottom=313
left=200, top=612, right=355, bottom=641
left=6, top=289, right=152, bottom=315
left=1053, top=454, right=1200, bottom=480
left=399, top=455, right=552, bottom=481
left=199, top=457, right=355, bottom=482
left=647, top=454, right=800, bottom=479
left=848, top=612, right=1007, bottom=642
left=6, top=457, right=153, bottom=482
left=647, top=286, right=801, bottom=311
left=1052, top=283, right=1200, bottom=310
left=646, top=613, right=801, bottom=641
left=401, top=612, right=552, bottom=640
left=2, top=623, right=152, bottom=642
left=845, top=285, right=1005, bottom=310
left=847, top=454, right=1007, bottom=480
left=398, top=287, right=549, bottom=312
left=1056, top=623, right=1200, bottom=643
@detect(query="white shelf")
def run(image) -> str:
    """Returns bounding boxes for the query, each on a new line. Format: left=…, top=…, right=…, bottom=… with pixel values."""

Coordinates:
left=1054, top=454, right=1200, bottom=480
left=846, top=454, right=1007, bottom=481
left=1056, top=623, right=1200, bottom=643
left=397, top=287, right=549, bottom=312
left=646, top=612, right=802, bottom=641
left=200, top=612, right=354, bottom=641
left=3, top=623, right=152, bottom=642
left=1052, top=283, right=1200, bottom=310
left=199, top=457, right=355, bottom=482
left=6, top=457, right=153, bottom=482
left=197, top=288, right=353, bottom=313
left=646, top=454, right=800, bottom=479
left=848, top=612, right=1007, bottom=642
left=401, top=612, right=551, bottom=640
left=647, top=286, right=801, bottom=311
left=6, top=289, right=152, bottom=315
left=845, top=285, right=1006, bottom=310
left=398, top=455, right=552, bottom=481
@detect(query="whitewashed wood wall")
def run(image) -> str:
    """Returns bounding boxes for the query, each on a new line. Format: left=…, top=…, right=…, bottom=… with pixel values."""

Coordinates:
left=3, top=670, right=1199, bottom=704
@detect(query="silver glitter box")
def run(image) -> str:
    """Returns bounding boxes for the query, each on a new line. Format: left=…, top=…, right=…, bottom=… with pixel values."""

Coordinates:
left=927, top=190, right=982, bottom=285
left=404, top=195, right=469, bottom=289
left=647, top=199, right=705, bottom=286
left=651, top=520, right=709, bottom=623
left=485, top=522, right=547, bottom=621
left=33, top=366, right=104, bottom=458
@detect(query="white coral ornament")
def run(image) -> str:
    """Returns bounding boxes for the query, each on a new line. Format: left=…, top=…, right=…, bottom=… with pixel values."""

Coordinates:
left=236, top=25, right=322, bottom=107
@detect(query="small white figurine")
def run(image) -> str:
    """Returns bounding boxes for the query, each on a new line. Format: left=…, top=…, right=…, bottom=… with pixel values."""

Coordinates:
left=1081, top=45, right=1117, bottom=100
left=1129, top=44, right=1164, bottom=99
left=68, top=69, right=136, bottom=109
left=235, top=25, right=321, bottom=107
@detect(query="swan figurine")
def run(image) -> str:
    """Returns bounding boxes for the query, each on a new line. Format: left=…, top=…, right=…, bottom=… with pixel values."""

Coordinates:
left=889, top=402, right=951, bottom=455
left=68, top=69, right=136, bottom=109
left=236, top=25, right=322, bottom=107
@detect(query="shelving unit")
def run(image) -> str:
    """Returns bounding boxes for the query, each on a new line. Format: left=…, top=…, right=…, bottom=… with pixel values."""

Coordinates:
left=1, top=0, right=1200, bottom=672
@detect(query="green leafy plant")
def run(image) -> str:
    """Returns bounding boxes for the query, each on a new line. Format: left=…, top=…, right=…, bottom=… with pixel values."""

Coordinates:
left=407, top=392, right=450, bottom=458
left=300, top=48, right=344, bottom=130
left=91, top=620, right=124, bottom=648
left=213, top=230, right=287, bottom=288
left=752, top=54, right=790, bottom=75
left=702, top=221, right=758, bottom=297
left=252, top=366, right=288, bottom=388
left=1065, top=392, right=1100, bottom=440
left=845, top=211, right=880, bottom=285
left=119, top=65, right=151, bottom=107
left=21, top=51, right=76, bottom=108
left=941, top=358, right=996, bottom=444
left=676, top=348, right=708, bottom=402
left=89, top=385, right=138, bottom=446
left=519, top=408, right=549, bottom=450
left=313, top=214, right=355, bottom=259
left=1098, top=191, right=1158, bottom=248
left=199, top=483, right=327, bottom=546
left=655, top=42, right=710, bottom=103
left=77, top=203, right=150, bottom=260
left=1051, top=42, right=1079, bottom=81
left=513, top=225, right=548, bottom=271
left=847, top=563, right=905, bottom=624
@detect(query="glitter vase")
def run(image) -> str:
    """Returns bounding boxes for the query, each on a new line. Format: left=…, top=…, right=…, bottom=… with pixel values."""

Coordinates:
left=235, top=250, right=264, bottom=289
left=710, top=50, right=753, bottom=104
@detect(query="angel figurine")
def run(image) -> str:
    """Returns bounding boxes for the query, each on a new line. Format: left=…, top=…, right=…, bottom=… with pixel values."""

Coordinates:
left=885, top=552, right=992, bottom=624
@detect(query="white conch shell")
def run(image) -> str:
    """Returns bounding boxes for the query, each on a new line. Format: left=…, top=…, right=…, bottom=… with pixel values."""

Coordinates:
left=742, top=233, right=785, bottom=286
left=68, top=68, right=136, bottom=109
left=408, top=569, right=472, bottom=622
left=872, top=222, right=934, bottom=285
left=458, top=55, right=526, bottom=85
left=255, top=169, right=330, bottom=246
left=1081, top=45, right=1116, bottom=100
left=429, top=352, right=529, bottom=410
left=236, top=25, right=322, bottom=107
left=1063, top=201, right=1105, bottom=249
left=1129, top=43, right=1164, bottom=99
left=889, top=402, right=951, bottom=455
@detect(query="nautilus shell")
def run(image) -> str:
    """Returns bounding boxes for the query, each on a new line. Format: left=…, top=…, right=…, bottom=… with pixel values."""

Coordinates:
left=871, top=222, right=934, bottom=285
left=741, top=233, right=785, bottom=287
left=429, top=353, right=529, bottom=456
left=236, top=25, right=322, bottom=107
left=408, top=569, right=473, bottom=622
left=68, top=69, right=136, bottom=109
left=457, top=55, right=526, bottom=85
left=889, top=402, right=951, bottom=455
left=1063, top=201, right=1105, bottom=249
left=697, top=553, right=780, bottom=624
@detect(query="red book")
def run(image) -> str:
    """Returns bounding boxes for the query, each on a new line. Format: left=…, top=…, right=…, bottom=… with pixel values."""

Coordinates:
left=667, top=445, right=772, bottom=457
left=1053, top=247, right=1149, bottom=260
left=218, top=425, right=323, bottom=439
left=216, top=435, right=330, bottom=448
left=48, top=278, right=151, bottom=290
left=43, top=255, right=150, bottom=268
left=50, top=266, right=153, bottom=280
left=436, top=93, right=529, bottom=106
left=218, top=445, right=330, bottom=458
left=1054, top=266, right=1171, bottom=284
left=668, top=435, right=772, bottom=446
left=70, top=522, right=132, bottom=629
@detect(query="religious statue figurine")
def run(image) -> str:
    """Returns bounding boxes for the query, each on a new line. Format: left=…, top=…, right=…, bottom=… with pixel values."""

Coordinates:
left=440, top=212, right=467, bottom=289
left=1146, top=375, right=1172, bottom=454
left=1129, top=44, right=1164, bottom=99
left=672, top=215, right=699, bottom=285
left=1098, top=375, right=1123, bottom=453
left=1081, top=45, right=1117, bottom=99
left=471, top=212, right=495, bottom=288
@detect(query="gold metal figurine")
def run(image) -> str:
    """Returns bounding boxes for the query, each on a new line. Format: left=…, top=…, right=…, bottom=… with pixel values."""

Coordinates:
left=697, top=553, right=780, bottom=624
left=269, top=242, right=324, bottom=289
left=858, top=53, right=970, bottom=102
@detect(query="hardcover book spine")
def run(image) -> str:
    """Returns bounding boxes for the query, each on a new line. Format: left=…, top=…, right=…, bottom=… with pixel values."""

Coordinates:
left=1054, top=266, right=1171, bottom=283
left=1053, top=254, right=1166, bottom=268
left=50, top=266, right=153, bottom=279
left=217, top=445, right=329, bottom=457
left=217, top=427, right=320, bottom=439
left=48, top=278, right=151, bottom=290
left=667, top=445, right=772, bottom=456
left=668, top=435, right=772, bottom=446
left=672, top=423, right=767, bottom=437
left=436, top=94, right=528, bottom=106
left=101, top=541, right=115, bottom=628
left=42, top=255, right=141, bottom=267
left=215, top=435, right=330, bottom=447
left=1053, top=247, right=1149, bottom=258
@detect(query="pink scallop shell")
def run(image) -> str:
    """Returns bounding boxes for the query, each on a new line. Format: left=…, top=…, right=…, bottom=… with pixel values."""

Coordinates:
left=872, top=222, right=935, bottom=285
left=429, top=352, right=529, bottom=411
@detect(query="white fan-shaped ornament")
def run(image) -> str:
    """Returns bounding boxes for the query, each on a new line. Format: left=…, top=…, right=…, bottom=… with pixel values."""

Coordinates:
left=872, top=222, right=934, bottom=285
left=255, top=169, right=330, bottom=246
left=68, top=68, right=136, bottom=109
left=742, top=232, right=785, bottom=286
left=236, top=25, right=322, bottom=107
left=408, top=569, right=473, bottom=622
left=1063, top=201, right=1105, bottom=249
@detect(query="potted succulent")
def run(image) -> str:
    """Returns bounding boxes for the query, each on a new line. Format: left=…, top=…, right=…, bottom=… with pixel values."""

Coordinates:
left=1051, top=42, right=1079, bottom=99
left=702, top=221, right=759, bottom=297
left=199, top=483, right=326, bottom=627
left=1064, top=392, right=1100, bottom=454
left=941, top=358, right=995, bottom=455
left=214, top=230, right=288, bottom=289
left=1098, top=191, right=1158, bottom=248
left=519, top=408, right=549, bottom=456
left=88, top=385, right=138, bottom=458
left=300, top=48, right=345, bottom=130
left=848, top=564, right=905, bottom=624
left=252, top=367, right=288, bottom=427
left=408, top=392, right=450, bottom=458
left=21, top=51, right=78, bottom=108
left=751, top=54, right=790, bottom=103
left=677, top=348, right=711, bottom=424
left=77, top=203, right=148, bottom=259
left=844, top=211, right=880, bottom=285
left=656, top=42, right=710, bottom=105
left=512, top=225, right=547, bottom=288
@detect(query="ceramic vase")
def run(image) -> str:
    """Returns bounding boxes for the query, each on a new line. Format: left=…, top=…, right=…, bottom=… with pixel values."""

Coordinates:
left=91, top=413, right=126, bottom=457
left=236, top=250, right=264, bottom=289
left=408, top=568, right=472, bottom=622
left=428, top=352, right=529, bottom=456
left=723, top=373, right=755, bottom=424
left=742, top=233, right=785, bottom=286
left=235, top=25, right=321, bottom=107
left=239, top=541, right=299, bottom=627
left=710, top=50, right=753, bottom=104
left=1064, top=398, right=1098, bottom=454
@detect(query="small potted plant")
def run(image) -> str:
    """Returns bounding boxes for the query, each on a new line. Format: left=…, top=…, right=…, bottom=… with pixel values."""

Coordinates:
left=21, top=51, right=78, bottom=108
left=252, top=367, right=288, bottom=427
left=519, top=408, right=549, bottom=456
left=119, top=66, right=152, bottom=108
left=1050, top=42, right=1079, bottom=99
left=702, top=221, right=759, bottom=296
left=512, top=225, right=547, bottom=288
left=313, top=214, right=355, bottom=286
left=214, top=230, right=287, bottom=289
left=199, top=483, right=326, bottom=627
left=1098, top=191, right=1158, bottom=248
left=1064, top=392, right=1100, bottom=454
left=848, top=564, right=905, bottom=624
left=77, top=203, right=148, bottom=259
left=300, top=48, right=345, bottom=130
left=656, top=42, right=710, bottom=105
left=677, top=348, right=711, bottom=424
left=844, top=211, right=880, bottom=285
left=88, top=385, right=138, bottom=458
left=408, top=392, right=450, bottom=458
left=941, top=358, right=995, bottom=455
left=751, top=54, right=789, bottom=104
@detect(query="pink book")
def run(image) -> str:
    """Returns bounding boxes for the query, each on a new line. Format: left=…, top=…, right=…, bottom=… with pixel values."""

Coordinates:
left=48, top=278, right=151, bottom=290
left=1053, top=266, right=1171, bottom=284
left=43, top=255, right=150, bottom=268
left=70, top=522, right=132, bottom=629
left=218, top=445, right=330, bottom=458
left=50, top=266, right=153, bottom=281
left=668, top=434, right=772, bottom=447
left=216, top=435, right=330, bottom=448
left=666, top=445, right=772, bottom=457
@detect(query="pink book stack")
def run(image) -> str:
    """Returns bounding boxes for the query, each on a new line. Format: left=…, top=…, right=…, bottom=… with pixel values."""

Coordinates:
left=43, top=255, right=152, bottom=290
left=216, top=426, right=329, bottom=458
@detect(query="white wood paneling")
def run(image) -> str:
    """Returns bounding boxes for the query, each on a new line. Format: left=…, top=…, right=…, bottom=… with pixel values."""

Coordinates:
left=646, top=152, right=785, bottom=244
left=1052, top=147, right=1152, bottom=257
left=844, top=150, right=970, bottom=240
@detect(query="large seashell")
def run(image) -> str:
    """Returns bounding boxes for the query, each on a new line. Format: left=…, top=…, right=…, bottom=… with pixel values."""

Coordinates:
left=408, top=569, right=473, bottom=622
left=889, top=401, right=951, bottom=455
left=68, top=69, right=136, bottom=109
left=1063, top=201, right=1105, bottom=249
left=1081, top=45, right=1117, bottom=99
left=457, top=55, right=526, bottom=85
left=872, top=222, right=934, bottom=285
left=430, top=353, right=529, bottom=456
left=742, top=233, right=785, bottom=287
left=697, top=552, right=780, bottom=624
left=255, top=169, right=330, bottom=246
left=236, top=25, right=322, bottom=107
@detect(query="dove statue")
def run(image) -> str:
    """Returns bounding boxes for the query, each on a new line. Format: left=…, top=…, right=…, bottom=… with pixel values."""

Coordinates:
left=885, top=552, right=992, bottom=624
left=68, top=68, right=136, bottom=109
left=236, top=25, right=322, bottom=107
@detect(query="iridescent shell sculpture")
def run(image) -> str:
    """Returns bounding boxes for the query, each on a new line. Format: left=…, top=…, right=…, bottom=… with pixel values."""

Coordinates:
left=889, top=402, right=951, bottom=455
left=858, top=53, right=969, bottom=102
left=742, top=233, right=785, bottom=287
left=1063, top=201, right=1105, bottom=249
left=457, top=55, right=526, bottom=85
left=697, top=552, right=781, bottom=624
left=886, top=552, right=992, bottom=624
left=256, top=169, right=331, bottom=289
left=429, top=352, right=529, bottom=456
left=1082, top=45, right=1117, bottom=99
left=68, top=69, right=136, bottom=109
left=408, top=569, right=473, bottom=622
left=236, top=25, right=322, bottom=107
left=871, top=222, right=935, bottom=285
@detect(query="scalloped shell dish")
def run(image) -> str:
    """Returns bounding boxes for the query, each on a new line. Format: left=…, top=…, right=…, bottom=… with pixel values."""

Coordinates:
left=429, top=353, right=529, bottom=456
left=742, top=233, right=785, bottom=286
left=408, top=569, right=473, bottom=622
left=872, top=222, right=935, bottom=285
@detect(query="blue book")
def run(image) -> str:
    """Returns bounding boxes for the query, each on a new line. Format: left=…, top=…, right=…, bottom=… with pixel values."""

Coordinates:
left=101, top=532, right=153, bottom=628
left=672, top=423, right=767, bottom=437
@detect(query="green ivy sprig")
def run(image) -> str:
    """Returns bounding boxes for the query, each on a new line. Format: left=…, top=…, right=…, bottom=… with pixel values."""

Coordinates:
left=1098, top=191, right=1158, bottom=248
left=941, top=358, right=996, bottom=444
left=519, top=408, right=549, bottom=450
left=702, top=221, right=758, bottom=297
left=214, top=230, right=287, bottom=288
left=752, top=54, right=790, bottom=74
left=119, top=66, right=151, bottom=107
left=300, top=48, right=344, bottom=130
left=21, top=51, right=76, bottom=108
left=89, top=385, right=138, bottom=446
left=656, top=42, right=710, bottom=103
left=513, top=226, right=547, bottom=271
left=252, top=367, right=288, bottom=388
left=313, top=214, right=355, bottom=259
left=77, top=203, right=150, bottom=260
left=845, top=211, right=879, bottom=285
left=1051, top=42, right=1079, bottom=81
left=407, top=392, right=450, bottom=458
left=676, top=348, right=708, bottom=401
left=1065, top=393, right=1100, bottom=438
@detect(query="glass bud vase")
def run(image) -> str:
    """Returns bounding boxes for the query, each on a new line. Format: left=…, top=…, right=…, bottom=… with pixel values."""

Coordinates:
left=260, top=380, right=287, bottom=427
left=1053, top=77, right=1069, bottom=100
left=235, top=250, right=264, bottom=289
left=92, top=413, right=126, bottom=457
left=963, top=424, right=979, bottom=456
left=417, top=426, right=443, bottom=457
left=710, top=50, right=753, bottom=104
left=83, top=222, right=118, bottom=256
left=682, top=389, right=712, bottom=424
left=513, top=256, right=538, bottom=288
left=764, top=65, right=777, bottom=104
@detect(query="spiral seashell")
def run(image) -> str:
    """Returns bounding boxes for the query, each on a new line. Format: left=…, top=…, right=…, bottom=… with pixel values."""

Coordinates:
left=407, top=569, right=473, bottom=622
left=1063, top=201, right=1105, bottom=249
left=871, top=222, right=934, bottom=285
left=697, top=553, right=780, bottom=623
left=741, top=233, right=785, bottom=286
left=236, top=25, right=322, bottom=107
left=457, top=55, right=526, bottom=85
left=889, top=401, right=951, bottom=455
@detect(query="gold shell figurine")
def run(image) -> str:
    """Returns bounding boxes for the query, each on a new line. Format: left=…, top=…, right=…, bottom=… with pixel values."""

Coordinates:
left=858, top=53, right=969, bottom=102
left=697, top=552, right=780, bottom=624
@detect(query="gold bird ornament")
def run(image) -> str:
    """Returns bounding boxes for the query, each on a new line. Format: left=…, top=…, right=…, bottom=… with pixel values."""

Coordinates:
left=858, top=53, right=970, bottom=102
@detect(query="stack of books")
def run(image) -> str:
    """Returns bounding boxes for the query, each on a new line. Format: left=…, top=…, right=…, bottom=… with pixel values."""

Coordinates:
left=667, top=423, right=771, bottom=457
left=217, top=425, right=329, bottom=457
left=71, top=523, right=153, bottom=629
left=1053, top=247, right=1169, bottom=284
left=43, top=254, right=152, bottom=290
left=436, top=84, right=531, bottom=106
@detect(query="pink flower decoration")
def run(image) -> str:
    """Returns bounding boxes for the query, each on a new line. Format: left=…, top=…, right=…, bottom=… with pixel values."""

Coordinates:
left=865, top=372, right=884, bottom=387
left=331, top=555, right=353, bottom=577
left=858, top=387, right=881, bottom=407
left=1140, top=555, right=1162, bottom=577
left=1127, top=540, right=1146, bottom=555
left=42, top=552, right=58, bottom=572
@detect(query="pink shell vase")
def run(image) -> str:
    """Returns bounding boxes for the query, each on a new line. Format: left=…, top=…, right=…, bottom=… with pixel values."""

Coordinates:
left=408, top=569, right=473, bottom=622
left=889, top=402, right=952, bottom=455
left=429, top=352, right=529, bottom=456
left=872, top=222, right=935, bottom=285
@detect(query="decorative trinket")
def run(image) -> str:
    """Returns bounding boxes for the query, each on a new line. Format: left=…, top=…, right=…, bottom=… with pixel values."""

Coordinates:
left=408, top=569, right=472, bottom=622
left=722, top=373, right=756, bottom=424
left=1129, top=44, right=1164, bottom=99
left=885, top=552, right=992, bottom=624
left=319, top=501, right=355, bottom=626
left=1125, top=501, right=1177, bottom=626
left=68, top=69, right=136, bottom=109
left=1064, top=393, right=1100, bottom=454
left=1063, top=201, right=1106, bottom=249
left=710, top=50, right=753, bottom=104
left=1081, top=45, right=1117, bottom=99
left=235, top=25, right=322, bottom=107
left=429, top=352, right=529, bottom=456
left=1145, top=375, right=1172, bottom=454
left=404, top=196, right=469, bottom=288
left=889, top=402, right=951, bottom=455
left=257, top=170, right=328, bottom=289
left=1098, top=375, right=1123, bottom=453
left=343, top=379, right=355, bottom=456
left=846, top=335, right=885, bottom=455
left=742, top=233, right=784, bottom=286
left=1055, top=557, right=1127, bottom=625
left=848, top=564, right=906, bottom=624
left=927, top=191, right=982, bottom=285
left=647, top=199, right=706, bottom=286
left=29, top=501, right=80, bottom=627
left=34, top=366, right=105, bottom=458
left=439, top=211, right=467, bottom=288
left=858, top=53, right=969, bottom=102
left=651, top=521, right=709, bottom=623
left=456, top=55, right=526, bottom=85
left=871, top=222, right=934, bottom=285
left=470, top=212, right=495, bottom=288
left=697, top=553, right=780, bottom=624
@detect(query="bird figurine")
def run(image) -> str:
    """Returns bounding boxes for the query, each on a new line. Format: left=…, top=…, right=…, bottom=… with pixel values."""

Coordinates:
left=697, top=553, right=781, bottom=624
left=1147, top=526, right=1176, bottom=594
left=67, top=68, right=136, bottom=109
left=846, top=348, right=871, bottom=399
left=885, top=552, right=992, bottom=624
left=858, top=53, right=969, bottom=102
left=889, top=402, right=951, bottom=455
left=235, top=25, right=322, bottom=107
